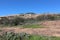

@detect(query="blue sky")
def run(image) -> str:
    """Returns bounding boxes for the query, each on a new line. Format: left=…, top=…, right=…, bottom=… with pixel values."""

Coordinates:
left=0, top=0, right=60, bottom=16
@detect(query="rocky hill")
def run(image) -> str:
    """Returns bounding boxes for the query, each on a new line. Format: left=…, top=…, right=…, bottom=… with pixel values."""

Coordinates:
left=0, top=13, right=39, bottom=20
left=0, top=13, right=60, bottom=20
left=0, top=13, right=60, bottom=26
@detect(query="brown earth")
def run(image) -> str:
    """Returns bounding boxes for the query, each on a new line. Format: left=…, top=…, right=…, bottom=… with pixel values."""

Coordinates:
left=0, top=20, right=60, bottom=37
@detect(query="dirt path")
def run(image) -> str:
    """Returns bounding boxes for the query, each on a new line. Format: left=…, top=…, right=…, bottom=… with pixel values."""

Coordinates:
left=0, top=27, right=60, bottom=37
left=0, top=20, right=60, bottom=37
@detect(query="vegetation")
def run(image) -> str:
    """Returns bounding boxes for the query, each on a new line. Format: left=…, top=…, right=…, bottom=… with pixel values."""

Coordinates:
left=0, top=13, right=60, bottom=27
left=36, top=14, right=56, bottom=21
left=36, top=14, right=60, bottom=21
left=9, top=17, right=25, bottom=26
left=0, top=13, right=60, bottom=40
left=0, top=32, right=60, bottom=40
left=0, top=32, right=30, bottom=40
left=0, top=17, right=25, bottom=26
left=30, top=35, right=60, bottom=40
left=23, top=24, right=44, bottom=28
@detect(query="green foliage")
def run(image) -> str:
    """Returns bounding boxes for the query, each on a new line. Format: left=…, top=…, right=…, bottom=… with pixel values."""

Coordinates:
left=9, top=17, right=25, bottom=26
left=36, top=14, right=60, bottom=21
left=36, top=15, right=45, bottom=21
left=0, top=32, right=60, bottom=40
left=0, top=17, right=9, bottom=25
left=23, top=24, right=44, bottom=28
left=0, top=32, right=31, bottom=40
left=29, top=35, right=60, bottom=40
left=46, top=15, right=55, bottom=20
left=0, top=17, right=25, bottom=26
left=25, top=18, right=36, bottom=23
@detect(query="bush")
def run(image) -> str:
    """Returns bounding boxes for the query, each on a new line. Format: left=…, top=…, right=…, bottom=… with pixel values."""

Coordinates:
left=36, top=14, right=56, bottom=21
left=0, top=32, right=31, bottom=40
left=0, top=17, right=9, bottom=25
left=36, top=15, right=46, bottom=21
left=9, top=17, right=25, bottom=26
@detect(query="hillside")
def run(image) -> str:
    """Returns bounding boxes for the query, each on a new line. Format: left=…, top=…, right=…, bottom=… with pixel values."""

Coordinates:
left=0, top=13, right=39, bottom=19
left=0, top=13, right=60, bottom=37
left=0, top=20, right=60, bottom=37
left=0, top=13, right=60, bottom=26
left=0, top=13, right=60, bottom=20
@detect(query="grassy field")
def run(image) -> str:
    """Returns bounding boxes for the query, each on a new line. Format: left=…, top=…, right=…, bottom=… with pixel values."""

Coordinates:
left=0, top=24, right=45, bottom=28
left=22, top=24, right=44, bottom=28
left=30, top=35, right=60, bottom=40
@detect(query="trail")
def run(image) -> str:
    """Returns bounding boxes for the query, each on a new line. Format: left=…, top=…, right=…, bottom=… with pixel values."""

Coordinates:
left=0, top=27, right=60, bottom=37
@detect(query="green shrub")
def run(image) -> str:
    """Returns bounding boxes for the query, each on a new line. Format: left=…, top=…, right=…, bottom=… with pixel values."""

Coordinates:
left=0, top=32, right=60, bottom=40
left=0, top=32, right=31, bottom=40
